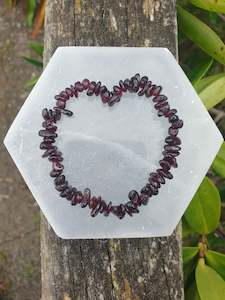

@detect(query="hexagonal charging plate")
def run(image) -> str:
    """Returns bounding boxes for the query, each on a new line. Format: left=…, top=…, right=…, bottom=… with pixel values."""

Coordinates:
left=4, top=47, right=223, bottom=239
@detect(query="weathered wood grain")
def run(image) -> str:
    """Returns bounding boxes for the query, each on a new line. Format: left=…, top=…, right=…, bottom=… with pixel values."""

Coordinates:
left=41, top=1, right=183, bottom=299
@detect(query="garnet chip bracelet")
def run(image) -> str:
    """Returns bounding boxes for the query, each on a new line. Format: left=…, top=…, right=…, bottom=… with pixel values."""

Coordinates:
left=38, top=73, right=183, bottom=219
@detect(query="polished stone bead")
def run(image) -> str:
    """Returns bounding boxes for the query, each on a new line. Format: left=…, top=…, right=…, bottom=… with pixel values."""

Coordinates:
left=54, top=174, right=65, bottom=185
left=55, top=181, right=68, bottom=192
left=131, top=78, right=139, bottom=92
left=164, top=145, right=181, bottom=152
left=117, top=204, right=126, bottom=219
left=87, top=82, right=96, bottom=96
left=123, top=79, right=130, bottom=89
left=128, top=190, right=141, bottom=207
left=49, top=155, right=63, bottom=162
left=71, top=191, right=83, bottom=205
left=66, top=186, right=75, bottom=201
left=108, top=93, right=120, bottom=106
left=164, top=109, right=177, bottom=118
left=99, top=85, right=107, bottom=95
left=82, top=79, right=90, bottom=90
left=138, top=81, right=151, bottom=96
left=42, top=120, right=53, bottom=128
left=101, top=90, right=111, bottom=103
left=152, top=95, right=167, bottom=103
left=140, top=185, right=150, bottom=195
left=91, top=198, right=101, bottom=217
left=124, top=203, right=133, bottom=216
left=125, top=79, right=133, bottom=92
left=53, top=161, right=64, bottom=171
left=42, top=148, right=56, bottom=158
left=99, top=199, right=107, bottom=213
left=149, top=184, right=159, bottom=195
left=94, top=81, right=101, bottom=96
left=50, top=169, right=62, bottom=177
left=103, top=201, right=112, bottom=216
left=159, top=104, right=170, bottom=113
left=59, top=91, right=70, bottom=101
left=162, top=150, right=180, bottom=157
left=60, top=188, right=69, bottom=198
left=157, top=168, right=173, bottom=179
left=53, top=107, right=73, bottom=117
left=126, top=201, right=139, bottom=213
left=56, top=99, right=66, bottom=109
left=165, top=136, right=181, bottom=146
left=111, top=205, right=125, bottom=219
left=139, top=76, right=148, bottom=88
left=42, top=108, right=50, bottom=120
left=65, top=87, right=74, bottom=97
left=81, top=188, right=91, bottom=208
left=133, top=73, right=141, bottom=81
left=151, top=86, right=162, bottom=97
left=39, top=130, right=57, bottom=138
left=89, top=196, right=98, bottom=209
left=69, top=85, right=78, bottom=97
left=155, top=101, right=168, bottom=110
left=113, top=85, right=122, bottom=96
left=43, top=137, right=55, bottom=143
left=172, top=119, right=184, bottom=129
left=145, top=85, right=156, bottom=98
left=155, top=173, right=165, bottom=184
left=75, top=81, right=84, bottom=92
left=159, top=159, right=171, bottom=171
left=164, top=155, right=178, bottom=168
left=139, top=194, right=149, bottom=205
left=46, top=125, right=57, bottom=133
left=71, top=193, right=78, bottom=205
left=168, top=126, right=179, bottom=136
left=119, top=80, right=127, bottom=92
left=169, top=114, right=179, bottom=123
left=149, top=172, right=161, bottom=188
left=52, top=110, right=61, bottom=122
left=149, top=178, right=160, bottom=189
left=40, top=142, right=56, bottom=150
left=54, top=95, right=65, bottom=101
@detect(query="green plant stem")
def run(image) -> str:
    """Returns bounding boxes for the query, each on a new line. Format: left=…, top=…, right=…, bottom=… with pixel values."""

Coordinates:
left=198, top=235, right=207, bottom=258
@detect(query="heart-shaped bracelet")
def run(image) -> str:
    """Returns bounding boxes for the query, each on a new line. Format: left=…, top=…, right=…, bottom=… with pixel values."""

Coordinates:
left=38, top=73, right=183, bottom=219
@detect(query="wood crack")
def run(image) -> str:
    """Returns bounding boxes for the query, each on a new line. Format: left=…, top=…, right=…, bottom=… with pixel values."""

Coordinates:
left=79, top=242, right=89, bottom=299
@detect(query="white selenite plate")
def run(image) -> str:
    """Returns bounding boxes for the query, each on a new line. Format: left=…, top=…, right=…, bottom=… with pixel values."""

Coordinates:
left=4, top=47, right=223, bottom=239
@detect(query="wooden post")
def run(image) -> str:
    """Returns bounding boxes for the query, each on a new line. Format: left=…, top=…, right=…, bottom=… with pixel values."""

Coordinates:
left=41, top=1, right=184, bottom=299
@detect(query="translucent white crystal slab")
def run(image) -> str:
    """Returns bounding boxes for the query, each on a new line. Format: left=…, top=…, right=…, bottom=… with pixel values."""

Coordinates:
left=4, top=47, right=223, bottom=239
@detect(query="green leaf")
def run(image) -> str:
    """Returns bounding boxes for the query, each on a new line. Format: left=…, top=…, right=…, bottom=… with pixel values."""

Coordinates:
left=27, top=0, right=37, bottom=28
left=177, top=6, right=225, bottom=65
left=190, top=0, right=225, bottom=13
left=183, top=247, right=199, bottom=287
left=184, top=177, right=221, bottom=234
left=195, top=72, right=225, bottom=93
left=218, top=184, right=225, bottom=202
left=205, top=250, right=225, bottom=280
left=183, top=247, right=199, bottom=266
left=28, top=41, right=43, bottom=57
left=22, top=56, right=43, bottom=68
left=25, top=75, right=39, bottom=88
left=196, top=258, right=225, bottom=300
left=182, top=217, right=194, bottom=238
left=212, top=142, right=225, bottom=178
left=207, top=232, right=225, bottom=251
left=188, top=56, right=213, bottom=85
left=198, top=74, right=225, bottom=109
left=185, top=281, right=201, bottom=300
